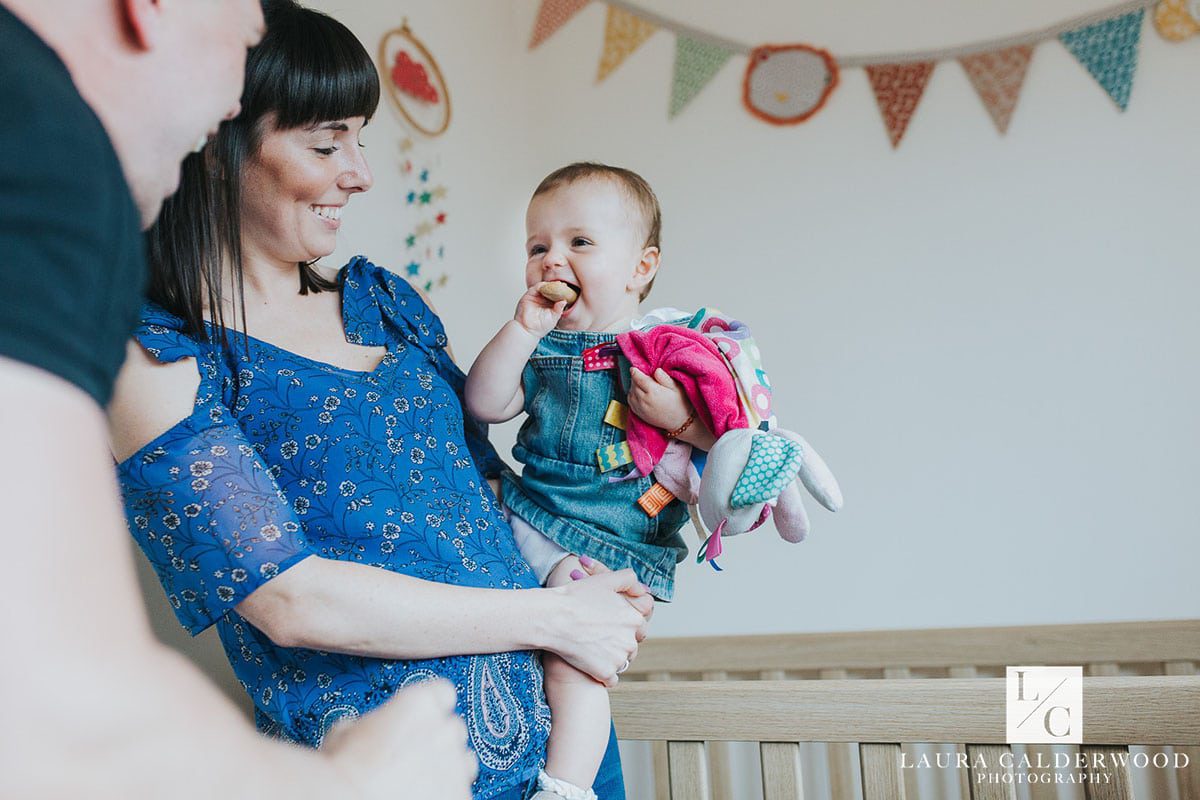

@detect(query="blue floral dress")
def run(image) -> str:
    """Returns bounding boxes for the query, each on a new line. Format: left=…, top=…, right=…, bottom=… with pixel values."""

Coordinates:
left=118, top=257, right=550, bottom=799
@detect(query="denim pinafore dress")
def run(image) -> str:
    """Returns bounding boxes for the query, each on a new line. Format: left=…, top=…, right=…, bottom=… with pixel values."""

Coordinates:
left=500, top=329, right=689, bottom=600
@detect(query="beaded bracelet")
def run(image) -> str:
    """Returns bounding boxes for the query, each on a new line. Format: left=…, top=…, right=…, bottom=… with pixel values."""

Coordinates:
left=665, top=410, right=696, bottom=440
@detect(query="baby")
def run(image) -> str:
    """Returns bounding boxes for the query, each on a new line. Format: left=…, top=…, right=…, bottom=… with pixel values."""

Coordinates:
left=466, top=163, right=715, bottom=800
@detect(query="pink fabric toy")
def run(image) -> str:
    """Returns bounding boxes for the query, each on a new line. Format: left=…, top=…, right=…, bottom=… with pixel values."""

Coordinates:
left=615, top=326, right=748, bottom=476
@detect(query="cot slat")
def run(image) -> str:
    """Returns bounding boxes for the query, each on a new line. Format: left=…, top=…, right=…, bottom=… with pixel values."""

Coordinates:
left=648, top=672, right=671, bottom=800
left=884, top=667, right=923, bottom=800
left=701, top=671, right=733, bottom=800
left=1023, top=746, right=1060, bottom=800
left=1080, top=745, right=1133, bottom=800
left=1166, top=661, right=1200, bottom=800
left=965, top=744, right=1015, bottom=800
left=949, top=666, right=979, bottom=800
left=1077, top=666, right=1132, bottom=799
left=860, top=743, right=906, bottom=800
left=668, top=741, right=711, bottom=800
left=761, top=742, right=804, bottom=800
left=820, top=669, right=858, bottom=800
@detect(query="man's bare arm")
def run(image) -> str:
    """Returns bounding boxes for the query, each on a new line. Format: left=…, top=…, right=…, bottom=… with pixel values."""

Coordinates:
left=0, top=357, right=473, bottom=799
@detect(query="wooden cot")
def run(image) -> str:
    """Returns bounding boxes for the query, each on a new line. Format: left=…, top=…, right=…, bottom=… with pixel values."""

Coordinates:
left=611, top=619, right=1200, bottom=799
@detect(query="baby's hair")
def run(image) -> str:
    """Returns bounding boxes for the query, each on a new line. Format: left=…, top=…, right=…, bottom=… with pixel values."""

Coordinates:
left=532, top=162, right=662, bottom=300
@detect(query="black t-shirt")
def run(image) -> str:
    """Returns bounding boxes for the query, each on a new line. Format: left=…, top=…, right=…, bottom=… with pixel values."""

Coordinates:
left=0, top=4, right=146, bottom=407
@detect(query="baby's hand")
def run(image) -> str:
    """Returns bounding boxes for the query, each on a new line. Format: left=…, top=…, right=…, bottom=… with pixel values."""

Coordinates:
left=627, top=368, right=693, bottom=431
left=513, top=283, right=566, bottom=338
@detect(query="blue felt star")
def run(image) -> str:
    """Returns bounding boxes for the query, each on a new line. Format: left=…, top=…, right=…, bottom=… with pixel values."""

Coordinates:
left=405, top=262, right=421, bottom=276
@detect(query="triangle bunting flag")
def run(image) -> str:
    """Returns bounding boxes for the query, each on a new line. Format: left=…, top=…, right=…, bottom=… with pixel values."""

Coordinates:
left=597, top=5, right=658, bottom=82
left=529, top=0, right=590, bottom=50
left=865, top=62, right=936, bottom=148
left=959, top=45, right=1034, bottom=134
left=1058, top=8, right=1145, bottom=111
left=669, top=35, right=735, bottom=118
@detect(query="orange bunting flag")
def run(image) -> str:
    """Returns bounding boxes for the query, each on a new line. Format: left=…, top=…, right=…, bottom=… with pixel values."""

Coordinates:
left=597, top=5, right=657, bottom=82
left=529, top=0, right=590, bottom=50
left=865, top=62, right=935, bottom=148
left=959, top=45, right=1034, bottom=135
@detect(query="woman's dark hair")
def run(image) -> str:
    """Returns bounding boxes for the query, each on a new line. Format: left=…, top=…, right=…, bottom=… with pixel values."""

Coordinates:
left=146, top=0, right=380, bottom=340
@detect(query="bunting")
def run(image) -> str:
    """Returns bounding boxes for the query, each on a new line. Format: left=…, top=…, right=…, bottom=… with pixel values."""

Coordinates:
left=670, top=36, right=735, bottom=118
left=865, top=63, right=936, bottom=148
left=529, top=0, right=590, bottom=49
left=959, top=46, right=1034, bottom=134
left=597, top=5, right=657, bottom=82
left=526, top=0, right=1166, bottom=147
left=1059, top=9, right=1145, bottom=110
left=1153, top=0, right=1200, bottom=40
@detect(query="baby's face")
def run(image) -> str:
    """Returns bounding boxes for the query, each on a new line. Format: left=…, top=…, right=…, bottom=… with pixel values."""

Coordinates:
left=524, top=178, right=649, bottom=332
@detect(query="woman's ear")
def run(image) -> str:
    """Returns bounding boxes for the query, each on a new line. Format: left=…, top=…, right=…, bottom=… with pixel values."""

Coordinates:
left=119, top=0, right=163, bottom=50
left=628, top=246, right=661, bottom=294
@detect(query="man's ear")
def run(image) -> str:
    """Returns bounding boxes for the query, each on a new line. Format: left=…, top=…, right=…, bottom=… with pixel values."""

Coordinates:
left=119, top=0, right=163, bottom=49
left=628, top=246, right=660, bottom=294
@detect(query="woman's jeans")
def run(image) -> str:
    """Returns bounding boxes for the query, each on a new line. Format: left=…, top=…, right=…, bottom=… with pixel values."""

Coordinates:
left=490, top=722, right=625, bottom=799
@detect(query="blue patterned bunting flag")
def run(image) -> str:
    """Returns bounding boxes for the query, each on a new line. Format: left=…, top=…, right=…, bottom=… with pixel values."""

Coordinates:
left=1059, top=8, right=1145, bottom=111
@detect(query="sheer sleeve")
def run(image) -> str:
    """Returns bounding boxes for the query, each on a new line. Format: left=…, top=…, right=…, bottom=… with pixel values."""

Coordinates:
left=346, top=257, right=509, bottom=480
left=117, top=306, right=315, bottom=635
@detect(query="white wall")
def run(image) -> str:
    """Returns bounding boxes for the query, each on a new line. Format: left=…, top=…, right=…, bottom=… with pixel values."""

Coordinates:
left=140, top=0, right=1200, bottom=766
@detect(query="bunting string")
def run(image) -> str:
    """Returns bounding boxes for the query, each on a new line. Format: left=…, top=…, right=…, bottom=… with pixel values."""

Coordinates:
left=531, top=0, right=1181, bottom=145
left=606, top=0, right=1154, bottom=66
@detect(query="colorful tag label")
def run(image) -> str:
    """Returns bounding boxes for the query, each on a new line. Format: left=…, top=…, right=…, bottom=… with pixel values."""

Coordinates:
left=637, top=483, right=676, bottom=517
left=582, top=343, right=619, bottom=372
left=596, top=441, right=634, bottom=472
left=603, top=400, right=628, bottom=430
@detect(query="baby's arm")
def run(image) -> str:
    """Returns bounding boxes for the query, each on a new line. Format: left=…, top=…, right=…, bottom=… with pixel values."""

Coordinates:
left=465, top=283, right=567, bottom=424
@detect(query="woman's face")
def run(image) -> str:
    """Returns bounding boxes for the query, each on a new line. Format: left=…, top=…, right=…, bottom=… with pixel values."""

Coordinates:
left=241, top=116, right=373, bottom=265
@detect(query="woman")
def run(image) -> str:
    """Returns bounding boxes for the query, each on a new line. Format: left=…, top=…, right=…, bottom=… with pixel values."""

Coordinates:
left=108, top=3, right=647, bottom=798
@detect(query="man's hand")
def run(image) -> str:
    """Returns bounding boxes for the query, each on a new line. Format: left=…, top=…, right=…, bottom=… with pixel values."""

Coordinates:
left=323, top=680, right=476, bottom=799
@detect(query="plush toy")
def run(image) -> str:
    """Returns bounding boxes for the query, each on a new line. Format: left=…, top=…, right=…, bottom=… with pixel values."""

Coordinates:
left=693, top=427, right=843, bottom=566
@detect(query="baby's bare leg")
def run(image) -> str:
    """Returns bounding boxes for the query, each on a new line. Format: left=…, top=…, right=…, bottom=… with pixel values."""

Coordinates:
left=540, top=555, right=613, bottom=794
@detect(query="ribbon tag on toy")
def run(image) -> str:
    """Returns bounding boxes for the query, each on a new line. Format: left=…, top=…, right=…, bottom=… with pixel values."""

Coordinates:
left=695, top=519, right=726, bottom=571
left=603, top=400, right=628, bottom=430
left=582, top=342, right=620, bottom=372
left=730, top=435, right=804, bottom=508
left=596, top=441, right=634, bottom=472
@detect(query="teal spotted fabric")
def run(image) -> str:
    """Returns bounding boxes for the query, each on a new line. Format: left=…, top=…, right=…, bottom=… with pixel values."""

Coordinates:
left=730, top=435, right=804, bottom=509
left=1059, top=8, right=1144, bottom=111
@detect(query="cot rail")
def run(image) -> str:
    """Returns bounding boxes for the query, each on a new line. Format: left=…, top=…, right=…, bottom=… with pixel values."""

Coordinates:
left=613, top=619, right=1200, bottom=799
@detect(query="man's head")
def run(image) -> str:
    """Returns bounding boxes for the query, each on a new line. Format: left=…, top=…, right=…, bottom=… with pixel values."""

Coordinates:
left=11, top=0, right=266, bottom=228
left=524, top=162, right=663, bottom=332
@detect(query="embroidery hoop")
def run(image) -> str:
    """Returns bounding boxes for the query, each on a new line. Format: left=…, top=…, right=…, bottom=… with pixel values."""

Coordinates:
left=379, top=20, right=452, bottom=137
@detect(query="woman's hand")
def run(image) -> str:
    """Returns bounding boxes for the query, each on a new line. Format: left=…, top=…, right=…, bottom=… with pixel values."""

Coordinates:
left=513, top=283, right=566, bottom=339
left=548, top=569, right=649, bottom=687
left=573, top=555, right=654, bottom=634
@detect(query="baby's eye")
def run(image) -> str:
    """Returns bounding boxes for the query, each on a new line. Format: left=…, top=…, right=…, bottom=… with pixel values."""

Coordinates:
left=528, top=245, right=547, bottom=256
left=572, top=237, right=592, bottom=247
left=313, top=147, right=337, bottom=155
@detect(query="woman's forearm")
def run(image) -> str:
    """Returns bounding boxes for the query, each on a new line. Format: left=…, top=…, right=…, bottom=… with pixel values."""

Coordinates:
left=238, top=556, right=561, bottom=660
